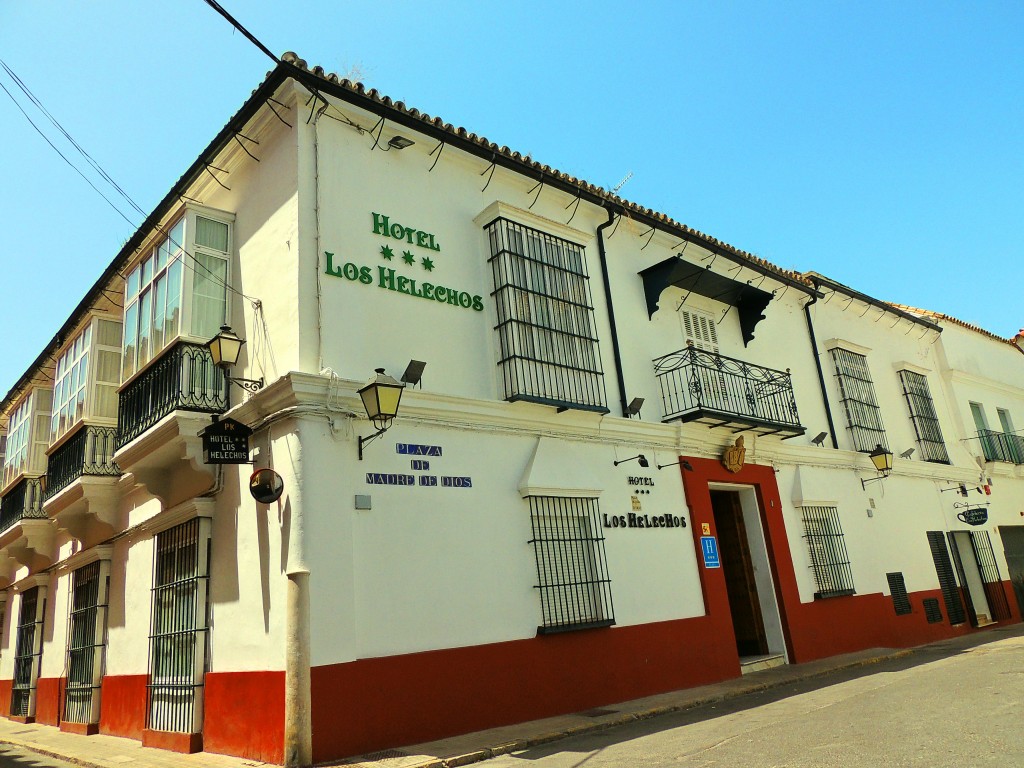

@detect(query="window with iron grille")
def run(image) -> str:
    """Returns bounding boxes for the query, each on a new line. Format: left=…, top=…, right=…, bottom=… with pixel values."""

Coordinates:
left=486, top=218, right=607, bottom=413
left=800, top=506, right=855, bottom=598
left=829, top=348, right=887, bottom=452
left=147, top=518, right=211, bottom=734
left=11, top=586, right=44, bottom=718
left=528, top=496, right=614, bottom=633
left=897, top=370, right=949, bottom=463
left=64, top=561, right=109, bottom=726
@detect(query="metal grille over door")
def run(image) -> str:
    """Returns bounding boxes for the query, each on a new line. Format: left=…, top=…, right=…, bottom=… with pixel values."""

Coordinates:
left=64, top=560, right=110, bottom=726
left=11, top=586, right=44, bottom=718
left=147, top=518, right=211, bottom=734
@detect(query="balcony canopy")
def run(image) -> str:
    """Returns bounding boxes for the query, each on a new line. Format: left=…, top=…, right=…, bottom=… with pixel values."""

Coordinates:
left=638, top=256, right=774, bottom=346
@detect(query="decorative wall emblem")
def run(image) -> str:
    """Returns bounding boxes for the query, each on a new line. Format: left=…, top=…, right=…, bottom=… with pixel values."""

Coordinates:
left=721, top=436, right=746, bottom=473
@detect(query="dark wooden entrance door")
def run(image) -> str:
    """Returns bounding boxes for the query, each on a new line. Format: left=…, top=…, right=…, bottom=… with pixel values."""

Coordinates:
left=998, top=526, right=1024, bottom=618
left=711, top=490, right=768, bottom=657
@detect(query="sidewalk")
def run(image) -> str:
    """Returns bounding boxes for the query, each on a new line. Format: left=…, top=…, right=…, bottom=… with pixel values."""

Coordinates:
left=1, top=625, right=1021, bottom=768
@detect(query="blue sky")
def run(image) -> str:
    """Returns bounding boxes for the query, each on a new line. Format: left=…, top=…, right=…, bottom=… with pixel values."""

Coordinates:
left=1, top=1, right=1022, bottom=393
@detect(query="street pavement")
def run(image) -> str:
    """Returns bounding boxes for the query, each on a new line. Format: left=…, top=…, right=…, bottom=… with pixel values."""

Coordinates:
left=0, top=625, right=1021, bottom=768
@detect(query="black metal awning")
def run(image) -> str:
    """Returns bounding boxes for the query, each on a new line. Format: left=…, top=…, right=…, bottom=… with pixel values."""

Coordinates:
left=638, top=256, right=773, bottom=346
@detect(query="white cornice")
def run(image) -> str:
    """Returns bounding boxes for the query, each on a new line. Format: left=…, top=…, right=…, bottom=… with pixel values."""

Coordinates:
left=948, top=370, right=1024, bottom=401
left=823, top=338, right=871, bottom=356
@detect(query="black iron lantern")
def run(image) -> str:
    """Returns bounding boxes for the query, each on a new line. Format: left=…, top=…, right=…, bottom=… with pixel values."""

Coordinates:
left=357, top=368, right=405, bottom=459
left=206, top=325, right=264, bottom=393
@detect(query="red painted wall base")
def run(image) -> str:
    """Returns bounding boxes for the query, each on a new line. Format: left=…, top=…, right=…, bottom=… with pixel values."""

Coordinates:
left=60, top=721, right=99, bottom=736
left=311, top=615, right=737, bottom=763
left=142, top=729, right=202, bottom=753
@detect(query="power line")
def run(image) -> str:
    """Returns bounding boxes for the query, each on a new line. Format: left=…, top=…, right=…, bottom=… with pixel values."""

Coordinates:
left=0, top=56, right=260, bottom=307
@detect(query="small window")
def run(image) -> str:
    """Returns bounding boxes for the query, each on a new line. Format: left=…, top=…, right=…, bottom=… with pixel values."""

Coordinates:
left=528, top=496, right=614, bottom=633
left=898, top=370, right=949, bottom=463
left=679, top=308, right=719, bottom=353
left=829, top=348, right=887, bottom=452
left=486, top=218, right=607, bottom=413
left=800, top=505, right=855, bottom=598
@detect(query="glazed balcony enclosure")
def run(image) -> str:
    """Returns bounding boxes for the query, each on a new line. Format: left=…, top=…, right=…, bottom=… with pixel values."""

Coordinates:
left=653, top=345, right=805, bottom=438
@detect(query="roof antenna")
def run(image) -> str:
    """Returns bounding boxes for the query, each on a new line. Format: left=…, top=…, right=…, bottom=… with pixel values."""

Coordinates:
left=610, top=171, right=633, bottom=195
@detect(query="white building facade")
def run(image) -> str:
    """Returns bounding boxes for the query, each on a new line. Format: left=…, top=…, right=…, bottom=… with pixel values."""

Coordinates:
left=0, top=54, right=1022, bottom=766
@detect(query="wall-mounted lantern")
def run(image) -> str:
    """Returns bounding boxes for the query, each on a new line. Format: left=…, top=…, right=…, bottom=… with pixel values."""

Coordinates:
left=860, top=444, right=894, bottom=490
left=207, top=325, right=264, bottom=393
left=614, top=454, right=649, bottom=468
left=357, top=368, right=405, bottom=460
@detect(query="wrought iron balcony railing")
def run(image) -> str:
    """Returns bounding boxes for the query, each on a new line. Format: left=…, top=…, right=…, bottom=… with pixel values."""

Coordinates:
left=977, top=429, right=1024, bottom=465
left=0, top=477, right=46, bottom=534
left=653, top=345, right=805, bottom=437
left=45, top=425, right=121, bottom=500
left=117, top=342, right=229, bottom=449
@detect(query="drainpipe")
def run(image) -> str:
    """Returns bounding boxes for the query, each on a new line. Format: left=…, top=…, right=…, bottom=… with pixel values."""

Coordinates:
left=802, top=289, right=839, bottom=449
left=282, top=426, right=312, bottom=768
left=596, top=207, right=630, bottom=418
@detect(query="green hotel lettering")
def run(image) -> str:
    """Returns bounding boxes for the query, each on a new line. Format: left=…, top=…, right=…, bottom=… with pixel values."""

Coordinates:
left=372, top=212, right=441, bottom=251
left=324, top=252, right=484, bottom=312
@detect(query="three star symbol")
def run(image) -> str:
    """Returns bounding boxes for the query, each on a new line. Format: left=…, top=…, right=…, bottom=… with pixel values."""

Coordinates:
left=380, top=245, right=394, bottom=260
left=402, top=250, right=416, bottom=265
left=421, top=257, right=435, bottom=272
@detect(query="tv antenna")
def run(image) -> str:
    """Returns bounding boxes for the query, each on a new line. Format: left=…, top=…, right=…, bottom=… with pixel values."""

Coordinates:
left=611, top=171, right=633, bottom=195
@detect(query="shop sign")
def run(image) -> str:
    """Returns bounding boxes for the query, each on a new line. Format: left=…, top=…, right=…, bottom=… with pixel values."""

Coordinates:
left=322, top=212, right=483, bottom=312
left=199, top=417, right=252, bottom=464
left=701, top=536, right=721, bottom=568
left=957, top=507, right=989, bottom=526
left=603, top=513, right=686, bottom=529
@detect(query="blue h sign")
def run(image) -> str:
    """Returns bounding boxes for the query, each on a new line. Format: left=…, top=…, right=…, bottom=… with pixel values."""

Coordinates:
left=700, top=536, right=721, bottom=568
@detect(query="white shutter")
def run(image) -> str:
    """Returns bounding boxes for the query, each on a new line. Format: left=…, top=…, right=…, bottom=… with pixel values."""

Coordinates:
left=679, top=308, right=719, bottom=352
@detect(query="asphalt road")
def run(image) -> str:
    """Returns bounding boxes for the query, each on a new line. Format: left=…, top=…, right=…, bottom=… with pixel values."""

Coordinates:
left=488, top=630, right=1024, bottom=768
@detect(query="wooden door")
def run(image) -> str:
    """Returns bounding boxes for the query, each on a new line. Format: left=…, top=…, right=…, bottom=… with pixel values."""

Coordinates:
left=711, top=490, right=768, bottom=657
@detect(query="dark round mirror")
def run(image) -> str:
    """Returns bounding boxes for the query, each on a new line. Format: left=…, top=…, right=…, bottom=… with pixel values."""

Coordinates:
left=250, top=468, right=284, bottom=504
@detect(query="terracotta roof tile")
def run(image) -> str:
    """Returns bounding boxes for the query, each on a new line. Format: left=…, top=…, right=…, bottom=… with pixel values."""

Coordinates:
left=279, top=52, right=811, bottom=289
left=887, top=303, right=1017, bottom=346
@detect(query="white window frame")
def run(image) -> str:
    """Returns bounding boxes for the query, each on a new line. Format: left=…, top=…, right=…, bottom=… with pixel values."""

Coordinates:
left=2, top=389, right=52, bottom=492
left=122, top=207, right=233, bottom=382
left=50, top=315, right=122, bottom=444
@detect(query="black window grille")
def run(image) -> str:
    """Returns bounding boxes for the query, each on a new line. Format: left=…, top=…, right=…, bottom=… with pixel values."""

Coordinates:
left=829, top=348, right=888, bottom=452
left=800, top=506, right=855, bottom=598
left=528, top=496, right=614, bottom=633
left=11, top=586, right=43, bottom=718
left=486, top=218, right=608, bottom=414
left=923, top=597, right=943, bottom=623
left=147, top=518, right=211, bottom=734
left=927, top=531, right=966, bottom=625
left=897, top=370, right=950, bottom=463
left=64, top=561, right=108, bottom=725
left=886, top=572, right=912, bottom=615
